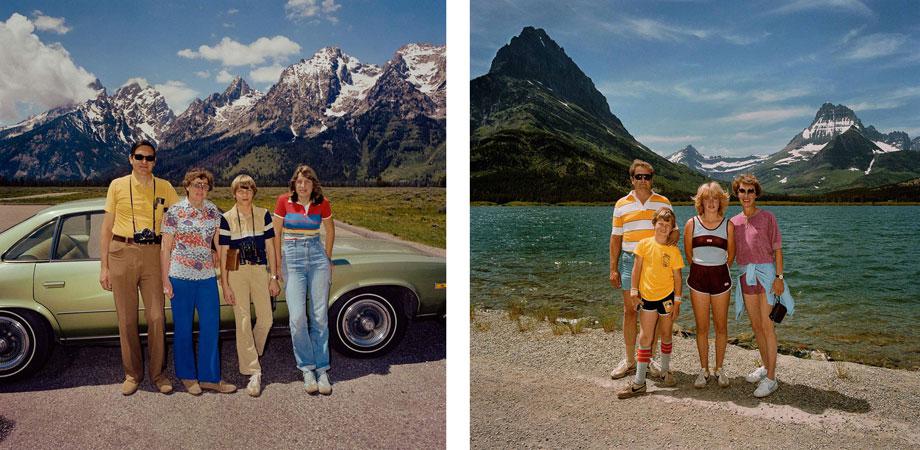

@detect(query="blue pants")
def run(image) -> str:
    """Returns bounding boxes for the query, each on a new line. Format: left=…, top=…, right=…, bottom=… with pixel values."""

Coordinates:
left=283, top=237, right=331, bottom=374
left=170, top=276, right=221, bottom=383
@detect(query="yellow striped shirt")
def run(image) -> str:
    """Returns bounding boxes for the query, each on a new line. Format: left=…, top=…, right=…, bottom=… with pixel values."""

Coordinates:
left=611, top=190, right=673, bottom=253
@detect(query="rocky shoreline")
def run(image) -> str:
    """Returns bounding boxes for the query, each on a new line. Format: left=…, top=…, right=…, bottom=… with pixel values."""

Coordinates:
left=471, top=309, right=920, bottom=449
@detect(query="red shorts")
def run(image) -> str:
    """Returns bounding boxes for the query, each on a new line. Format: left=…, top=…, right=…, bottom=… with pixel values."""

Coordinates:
left=688, top=263, right=732, bottom=295
left=739, top=273, right=766, bottom=295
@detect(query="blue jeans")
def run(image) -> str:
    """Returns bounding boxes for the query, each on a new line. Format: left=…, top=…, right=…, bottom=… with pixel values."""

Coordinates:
left=170, top=276, right=221, bottom=383
left=283, top=237, right=331, bottom=374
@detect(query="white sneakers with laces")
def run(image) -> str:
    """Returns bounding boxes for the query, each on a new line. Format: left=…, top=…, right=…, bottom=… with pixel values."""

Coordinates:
left=317, top=372, right=332, bottom=395
left=247, top=373, right=262, bottom=397
left=694, top=369, right=709, bottom=388
left=745, top=365, right=768, bottom=383
left=753, top=377, right=778, bottom=397
left=303, top=370, right=319, bottom=394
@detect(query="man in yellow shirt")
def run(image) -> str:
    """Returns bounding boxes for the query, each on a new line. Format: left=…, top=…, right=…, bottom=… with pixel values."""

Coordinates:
left=99, top=141, right=178, bottom=395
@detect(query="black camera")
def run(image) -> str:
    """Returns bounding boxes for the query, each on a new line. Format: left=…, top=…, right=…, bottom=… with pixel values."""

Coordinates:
left=239, top=238, right=259, bottom=262
left=133, top=228, right=157, bottom=244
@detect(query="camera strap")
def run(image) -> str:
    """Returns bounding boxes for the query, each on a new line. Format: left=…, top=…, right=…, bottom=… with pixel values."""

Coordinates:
left=128, top=175, right=157, bottom=235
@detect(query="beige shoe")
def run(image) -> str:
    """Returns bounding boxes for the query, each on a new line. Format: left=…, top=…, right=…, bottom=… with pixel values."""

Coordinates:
left=317, top=372, right=332, bottom=395
left=609, top=358, right=636, bottom=379
left=715, top=369, right=730, bottom=388
left=121, top=379, right=140, bottom=396
left=154, top=377, right=174, bottom=394
left=616, top=381, right=647, bottom=399
left=659, top=371, right=677, bottom=387
left=246, top=374, right=262, bottom=397
left=182, top=379, right=202, bottom=396
left=201, top=380, right=237, bottom=394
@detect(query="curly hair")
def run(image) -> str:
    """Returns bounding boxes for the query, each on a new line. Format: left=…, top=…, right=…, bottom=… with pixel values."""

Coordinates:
left=692, top=181, right=730, bottom=216
left=731, top=173, right=762, bottom=197
left=181, top=168, right=214, bottom=193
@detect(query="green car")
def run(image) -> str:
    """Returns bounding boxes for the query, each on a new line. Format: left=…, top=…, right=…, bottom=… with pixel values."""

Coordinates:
left=0, top=199, right=446, bottom=381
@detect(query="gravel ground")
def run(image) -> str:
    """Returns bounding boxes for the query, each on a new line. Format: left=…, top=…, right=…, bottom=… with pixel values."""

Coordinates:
left=0, top=320, right=445, bottom=449
left=471, top=309, right=920, bottom=449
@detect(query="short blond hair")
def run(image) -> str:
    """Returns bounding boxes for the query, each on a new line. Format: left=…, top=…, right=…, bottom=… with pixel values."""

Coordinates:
left=692, top=182, right=729, bottom=216
left=231, top=174, right=257, bottom=196
left=629, top=159, right=655, bottom=177
left=651, top=207, right=676, bottom=226
left=731, top=173, right=762, bottom=197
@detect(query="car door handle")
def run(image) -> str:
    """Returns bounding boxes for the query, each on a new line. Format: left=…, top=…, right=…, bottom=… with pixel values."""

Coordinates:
left=42, top=281, right=65, bottom=288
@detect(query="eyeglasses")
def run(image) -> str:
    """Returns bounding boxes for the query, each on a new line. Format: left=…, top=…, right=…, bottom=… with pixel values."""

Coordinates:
left=190, top=182, right=210, bottom=190
left=132, top=154, right=155, bottom=162
left=632, top=174, right=653, bottom=181
left=737, top=188, right=756, bottom=194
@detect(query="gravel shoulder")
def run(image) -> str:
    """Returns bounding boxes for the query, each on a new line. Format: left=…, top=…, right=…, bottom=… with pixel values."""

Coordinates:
left=471, top=309, right=920, bottom=449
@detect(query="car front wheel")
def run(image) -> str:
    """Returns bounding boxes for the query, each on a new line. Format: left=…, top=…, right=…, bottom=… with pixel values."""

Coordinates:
left=330, top=291, right=407, bottom=357
left=0, top=310, right=53, bottom=382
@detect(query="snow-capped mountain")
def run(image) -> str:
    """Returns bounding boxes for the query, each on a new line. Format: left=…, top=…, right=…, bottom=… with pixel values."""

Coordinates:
left=0, top=42, right=446, bottom=184
left=161, top=77, right=263, bottom=147
left=111, top=82, right=175, bottom=143
left=666, top=145, right=767, bottom=181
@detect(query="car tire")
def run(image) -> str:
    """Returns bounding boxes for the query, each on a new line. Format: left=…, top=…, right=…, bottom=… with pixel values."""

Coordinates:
left=0, top=309, right=53, bottom=382
left=330, top=290, right=408, bottom=358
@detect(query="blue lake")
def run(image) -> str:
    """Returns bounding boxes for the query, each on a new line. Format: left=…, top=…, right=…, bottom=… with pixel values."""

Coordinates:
left=470, top=205, right=920, bottom=369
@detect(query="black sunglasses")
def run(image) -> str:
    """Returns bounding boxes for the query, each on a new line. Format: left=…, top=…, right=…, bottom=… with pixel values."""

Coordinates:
left=632, top=174, right=653, bottom=181
left=737, top=188, right=756, bottom=194
left=132, top=154, right=156, bottom=162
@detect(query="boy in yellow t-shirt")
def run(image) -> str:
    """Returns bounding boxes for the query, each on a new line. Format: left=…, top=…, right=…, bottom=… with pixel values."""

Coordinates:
left=618, top=208, right=685, bottom=399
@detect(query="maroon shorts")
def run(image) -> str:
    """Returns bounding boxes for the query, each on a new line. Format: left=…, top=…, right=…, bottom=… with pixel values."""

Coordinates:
left=739, top=273, right=766, bottom=295
left=688, top=263, right=732, bottom=295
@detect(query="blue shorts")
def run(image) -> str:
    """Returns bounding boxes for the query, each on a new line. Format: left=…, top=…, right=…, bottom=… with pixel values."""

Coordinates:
left=618, top=251, right=635, bottom=291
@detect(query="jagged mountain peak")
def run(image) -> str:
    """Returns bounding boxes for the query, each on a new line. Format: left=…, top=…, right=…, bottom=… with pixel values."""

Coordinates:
left=814, top=103, right=858, bottom=122
left=222, top=76, right=252, bottom=100
left=487, top=26, right=625, bottom=130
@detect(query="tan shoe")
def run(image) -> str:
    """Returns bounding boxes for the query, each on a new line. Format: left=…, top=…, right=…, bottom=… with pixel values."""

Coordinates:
left=246, top=374, right=262, bottom=397
left=182, top=379, right=202, bottom=396
left=154, top=377, right=174, bottom=394
left=121, top=379, right=140, bottom=396
left=659, top=371, right=677, bottom=387
left=616, top=381, right=647, bottom=399
left=200, top=380, right=237, bottom=394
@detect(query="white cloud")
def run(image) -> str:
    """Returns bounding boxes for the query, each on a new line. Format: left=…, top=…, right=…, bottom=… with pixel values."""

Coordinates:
left=719, top=106, right=813, bottom=123
left=227, top=8, right=239, bottom=15
left=215, top=70, right=236, bottom=84
left=152, top=80, right=198, bottom=113
left=598, top=80, right=669, bottom=98
left=0, top=13, right=96, bottom=123
left=195, top=70, right=210, bottom=78
left=285, top=0, right=341, bottom=22
left=770, top=0, right=873, bottom=17
left=121, top=77, right=150, bottom=88
left=597, top=16, right=760, bottom=45
left=750, top=87, right=811, bottom=102
left=674, top=85, right=735, bottom=102
left=31, top=10, right=70, bottom=34
left=178, top=36, right=301, bottom=67
left=249, top=64, right=285, bottom=84
left=843, top=33, right=908, bottom=60
left=847, top=100, right=904, bottom=111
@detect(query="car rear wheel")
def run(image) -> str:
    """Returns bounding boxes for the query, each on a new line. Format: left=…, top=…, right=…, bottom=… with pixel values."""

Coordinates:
left=0, top=310, right=53, bottom=382
left=330, top=291, right=407, bottom=357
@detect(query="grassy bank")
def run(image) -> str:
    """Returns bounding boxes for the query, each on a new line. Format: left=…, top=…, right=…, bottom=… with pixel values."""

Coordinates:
left=473, top=200, right=920, bottom=206
left=0, top=186, right=445, bottom=248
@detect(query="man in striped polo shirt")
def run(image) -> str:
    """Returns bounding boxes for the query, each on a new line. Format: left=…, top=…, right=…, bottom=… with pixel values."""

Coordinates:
left=609, top=159, right=680, bottom=379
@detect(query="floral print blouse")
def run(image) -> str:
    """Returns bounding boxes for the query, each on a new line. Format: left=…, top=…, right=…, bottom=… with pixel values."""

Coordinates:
left=162, top=198, right=222, bottom=280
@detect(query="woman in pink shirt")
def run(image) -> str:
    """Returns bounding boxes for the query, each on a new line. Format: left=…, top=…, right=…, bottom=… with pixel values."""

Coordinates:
left=730, top=173, right=785, bottom=398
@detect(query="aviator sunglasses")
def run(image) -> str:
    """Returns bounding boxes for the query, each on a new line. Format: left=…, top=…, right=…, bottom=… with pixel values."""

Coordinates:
left=737, top=188, right=756, bottom=194
left=632, top=174, right=653, bottom=181
left=132, top=154, right=156, bottom=162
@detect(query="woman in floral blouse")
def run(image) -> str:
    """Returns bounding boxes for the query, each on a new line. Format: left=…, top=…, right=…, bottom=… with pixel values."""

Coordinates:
left=161, top=168, right=236, bottom=395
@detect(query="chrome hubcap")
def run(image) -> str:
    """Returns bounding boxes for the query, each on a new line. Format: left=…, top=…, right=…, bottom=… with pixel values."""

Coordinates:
left=341, top=298, right=391, bottom=348
left=0, top=316, right=31, bottom=371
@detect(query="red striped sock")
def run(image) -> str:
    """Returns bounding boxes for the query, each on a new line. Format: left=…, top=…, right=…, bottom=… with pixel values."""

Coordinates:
left=637, top=347, right=652, bottom=363
left=661, top=342, right=673, bottom=354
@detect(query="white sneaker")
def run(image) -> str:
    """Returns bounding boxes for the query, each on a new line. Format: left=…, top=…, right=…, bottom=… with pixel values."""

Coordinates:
left=303, top=370, right=319, bottom=394
left=693, top=369, right=709, bottom=388
left=715, top=369, right=730, bottom=388
left=247, top=373, right=262, bottom=397
left=609, top=358, right=635, bottom=379
left=753, top=377, right=778, bottom=398
left=317, top=372, right=332, bottom=395
left=745, top=366, right=767, bottom=383
left=648, top=358, right=662, bottom=379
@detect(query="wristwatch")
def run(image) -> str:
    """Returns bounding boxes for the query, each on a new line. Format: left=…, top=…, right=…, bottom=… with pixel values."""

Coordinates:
left=270, top=274, right=279, bottom=281
left=776, top=273, right=784, bottom=280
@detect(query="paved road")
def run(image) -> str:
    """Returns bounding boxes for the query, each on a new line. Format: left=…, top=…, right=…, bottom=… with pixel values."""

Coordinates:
left=0, top=320, right=445, bottom=449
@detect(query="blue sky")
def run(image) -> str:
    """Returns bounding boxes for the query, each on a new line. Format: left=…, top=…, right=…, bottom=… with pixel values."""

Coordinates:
left=472, top=0, right=920, bottom=157
left=0, top=0, right=444, bottom=125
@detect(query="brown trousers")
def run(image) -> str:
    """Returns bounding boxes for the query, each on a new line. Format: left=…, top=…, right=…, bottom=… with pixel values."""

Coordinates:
left=227, top=264, right=273, bottom=375
left=109, top=240, right=166, bottom=383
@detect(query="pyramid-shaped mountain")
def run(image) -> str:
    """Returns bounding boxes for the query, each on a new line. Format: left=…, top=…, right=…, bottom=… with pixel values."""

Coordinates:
left=471, top=27, right=705, bottom=203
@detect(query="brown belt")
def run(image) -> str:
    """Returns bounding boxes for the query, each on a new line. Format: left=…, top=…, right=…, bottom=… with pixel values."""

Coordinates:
left=112, top=234, right=162, bottom=245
